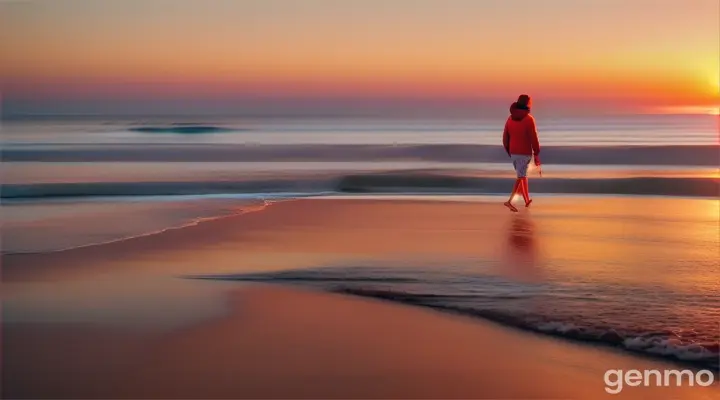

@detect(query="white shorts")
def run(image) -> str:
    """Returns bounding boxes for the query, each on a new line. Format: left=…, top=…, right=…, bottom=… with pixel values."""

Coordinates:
left=511, top=154, right=532, bottom=178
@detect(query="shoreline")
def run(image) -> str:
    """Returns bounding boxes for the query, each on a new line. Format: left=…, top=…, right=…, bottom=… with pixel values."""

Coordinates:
left=3, top=193, right=718, bottom=256
left=288, top=283, right=720, bottom=372
left=0, top=200, right=270, bottom=256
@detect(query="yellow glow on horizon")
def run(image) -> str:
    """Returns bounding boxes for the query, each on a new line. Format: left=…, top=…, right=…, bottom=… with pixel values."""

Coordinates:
left=654, top=105, right=720, bottom=116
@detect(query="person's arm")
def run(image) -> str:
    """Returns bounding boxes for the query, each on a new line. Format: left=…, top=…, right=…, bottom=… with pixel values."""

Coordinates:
left=527, top=116, right=541, bottom=163
left=502, top=121, right=511, bottom=157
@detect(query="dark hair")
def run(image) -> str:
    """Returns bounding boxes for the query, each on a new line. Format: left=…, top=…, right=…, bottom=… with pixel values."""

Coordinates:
left=516, top=94, right=531, bottom=110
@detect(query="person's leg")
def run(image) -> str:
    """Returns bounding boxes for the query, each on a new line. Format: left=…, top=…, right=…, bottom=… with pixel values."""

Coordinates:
left=507, top=178, right=521, bottom=202
left=504, top=179, right=520, bottom=212
left=516, top=155, right=532, bottom=207
left=504, top=156, right=521, bottom=212
left=520, top=177, right=532, bottom=207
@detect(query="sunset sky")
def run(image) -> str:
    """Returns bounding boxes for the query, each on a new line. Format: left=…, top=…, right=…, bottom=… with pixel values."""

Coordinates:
left=2, top=0, right=718, bottom=116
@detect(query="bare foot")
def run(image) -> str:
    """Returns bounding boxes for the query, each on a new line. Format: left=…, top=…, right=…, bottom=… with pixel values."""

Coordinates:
left=525, top=199, right=533, bottom=208
left=504, top=201, right=519, bottom=212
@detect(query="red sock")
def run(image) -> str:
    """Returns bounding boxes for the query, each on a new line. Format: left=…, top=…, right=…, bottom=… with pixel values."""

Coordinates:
left=520, top=177, right=531, bottom=204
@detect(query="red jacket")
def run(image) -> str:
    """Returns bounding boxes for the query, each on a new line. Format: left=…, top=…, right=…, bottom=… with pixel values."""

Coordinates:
left=503, top=107, right=540, bottom=156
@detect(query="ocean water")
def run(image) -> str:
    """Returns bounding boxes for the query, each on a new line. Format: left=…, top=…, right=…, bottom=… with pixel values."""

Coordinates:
left=1, top=114, right=718, bottom=253
left=3, top=114, right=718, bottom=146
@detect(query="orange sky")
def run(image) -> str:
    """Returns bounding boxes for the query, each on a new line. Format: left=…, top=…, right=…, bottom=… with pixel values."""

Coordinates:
left=2, top=0, right=718, bottom=114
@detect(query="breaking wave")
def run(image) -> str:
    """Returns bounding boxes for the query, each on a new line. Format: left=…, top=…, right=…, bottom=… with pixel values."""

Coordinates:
left=129, top=124, right=236, bottom=134
left=190, top=266, right=720, bottom=370
left=2, top=175, right=716, bottom=199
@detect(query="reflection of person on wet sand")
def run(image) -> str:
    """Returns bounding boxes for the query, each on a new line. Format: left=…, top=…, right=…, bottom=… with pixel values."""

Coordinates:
left=509, top=215, right=535, bottom=253
left=502, top=214, right=542, bottom=282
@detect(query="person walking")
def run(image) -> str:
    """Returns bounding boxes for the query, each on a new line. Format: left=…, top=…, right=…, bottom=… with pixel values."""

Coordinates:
left=502, top=95, right=541, bottom=212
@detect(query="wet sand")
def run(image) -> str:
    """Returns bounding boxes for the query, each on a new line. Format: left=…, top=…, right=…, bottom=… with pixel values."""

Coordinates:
left=5, top=285, right=717, bottom=399
left=2, top=197, right=719, bottom=399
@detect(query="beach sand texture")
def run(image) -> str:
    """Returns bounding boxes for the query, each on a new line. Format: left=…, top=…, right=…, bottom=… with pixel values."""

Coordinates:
left=3, top=198, right=719, bottom=399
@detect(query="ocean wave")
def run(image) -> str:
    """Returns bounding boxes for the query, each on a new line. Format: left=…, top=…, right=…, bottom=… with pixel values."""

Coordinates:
left=0, top=180, right=331, bottom=199
left=2, top=174, right=717, bottom=199
left=129, top=124, right=237, bottom=134
left=331, top=287, right=720, bottom=366
left=4, top=144, right=718, bottom=165
left=192, top=267, right=720, bottom=370
left=335, top=174, right=719, bottom=197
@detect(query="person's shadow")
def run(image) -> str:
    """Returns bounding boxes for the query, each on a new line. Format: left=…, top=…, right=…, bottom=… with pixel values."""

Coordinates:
left=501, top=214, right=542, bottom=282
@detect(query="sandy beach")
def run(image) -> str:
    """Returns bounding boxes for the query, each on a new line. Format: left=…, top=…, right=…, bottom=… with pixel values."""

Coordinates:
left=2, top=197, right=719, bottom=399
left=5, top=0, right=719, bottom=398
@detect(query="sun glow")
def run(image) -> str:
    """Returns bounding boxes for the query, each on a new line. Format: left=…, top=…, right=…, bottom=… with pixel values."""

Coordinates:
left=654, top=106, right=720, bottom=116
left=710, top=72, right=720, bottom=95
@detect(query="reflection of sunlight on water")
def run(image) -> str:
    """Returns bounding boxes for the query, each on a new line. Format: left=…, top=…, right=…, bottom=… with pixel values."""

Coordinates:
left=536, top=197, right=719, bottom=295
left=699, top=198, right=720, bottom=221
left=654, top=105, right=720, bottom=116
